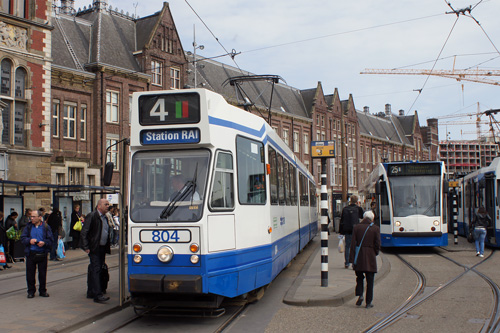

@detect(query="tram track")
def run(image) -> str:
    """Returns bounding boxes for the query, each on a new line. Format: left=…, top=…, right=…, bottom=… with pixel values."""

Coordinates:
left=364, top=250, right=499, bottom=332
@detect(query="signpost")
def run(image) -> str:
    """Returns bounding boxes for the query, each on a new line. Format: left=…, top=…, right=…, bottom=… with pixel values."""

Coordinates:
left=311, top=141, right=335, bottom=287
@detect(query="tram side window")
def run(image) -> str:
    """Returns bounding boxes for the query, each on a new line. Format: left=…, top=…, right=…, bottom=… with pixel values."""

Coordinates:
left=290, top=165, right=297, bottom=206
left=284, top=160, right=291, bottom=205
left=269, top=147, right=278, bottom=205
left=300, top=174, right=308, bottom=206
left=210, top=151, right=234, bottom=210
left=236, top=136, right=266, bottom=205
left=278, top=154, right=285, bottom=205
left=309, top=181, right=317, bottom=207
left=379, top=181, right=390, bottom=224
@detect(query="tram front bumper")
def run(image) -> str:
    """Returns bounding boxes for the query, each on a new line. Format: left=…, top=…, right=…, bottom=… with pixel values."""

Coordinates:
left=129, top=274, right=202, bottom=293
left=392, top=232, right=443, bottom=237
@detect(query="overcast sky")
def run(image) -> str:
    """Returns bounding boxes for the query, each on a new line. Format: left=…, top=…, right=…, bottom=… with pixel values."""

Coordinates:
left=69, top=0, right=500, bottom=141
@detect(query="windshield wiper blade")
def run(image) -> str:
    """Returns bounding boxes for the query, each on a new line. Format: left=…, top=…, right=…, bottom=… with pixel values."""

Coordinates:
left=160, top=181, right=194, bottom=219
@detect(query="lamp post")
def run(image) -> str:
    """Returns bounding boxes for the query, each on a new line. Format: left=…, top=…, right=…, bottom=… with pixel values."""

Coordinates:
left=193, top=25, right=204, bottom=88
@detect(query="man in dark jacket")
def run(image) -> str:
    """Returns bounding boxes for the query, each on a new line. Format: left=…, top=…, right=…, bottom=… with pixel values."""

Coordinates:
left=349, top=211, right=381, bottom=308
left=339, top=195, right=364, bottom=268
left=20, top=209, right=53, bottom=298
left=80, top=198, right=112, bottom=303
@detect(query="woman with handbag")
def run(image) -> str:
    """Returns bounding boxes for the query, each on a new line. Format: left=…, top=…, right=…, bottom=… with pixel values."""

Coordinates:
left=20, top=209, right=54, bottom=298
left=349, top=210, right=380, bottom=309
left=472, top=206, right=491, bottom=258
left=70, top=205, right=82, bottom=250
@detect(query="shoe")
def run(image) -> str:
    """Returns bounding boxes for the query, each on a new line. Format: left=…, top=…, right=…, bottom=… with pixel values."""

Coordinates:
left=476, top=252, right=480, bottom=256
left=366, top=303, right=374, bottom=308
left=345, top=264, right=349, bottom=269
left=87, top=294, right=94, bottom=299
left=479, top=254, right=484, bottom=258
left=39, top=292, right=50, bottom=297
left=5, top=264, right=11, bottom=269
left=27, top=294, right=34, bottom=299
left=356, top=296, right=364, bottom=306
left=94, top=295, right=110, bottom=303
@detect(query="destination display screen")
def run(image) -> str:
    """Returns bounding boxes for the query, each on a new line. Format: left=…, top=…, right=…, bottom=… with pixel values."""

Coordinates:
left=387, top=163, right=441, bottom=177
left=139, top=92, right=200, bottom=125
left=140, top=128, right=200, bottom=145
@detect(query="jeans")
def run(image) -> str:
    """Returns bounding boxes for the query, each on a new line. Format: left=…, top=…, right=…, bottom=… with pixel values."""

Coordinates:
left=474, top=227, right=487, bottom=255
left=88, top=245, right=107, bottom=299
left=344, top=234, right=352, bottom=266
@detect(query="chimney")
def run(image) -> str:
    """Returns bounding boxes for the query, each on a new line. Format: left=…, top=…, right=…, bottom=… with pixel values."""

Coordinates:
left=363, top=106, right=369, bottom=113
left=93, top=0, right=108, bottom=10
left=61, top=0, right=75, bottom=14
left=385, top=104, right=391, bottom=116
left=399, top=109, right=404, bottom=116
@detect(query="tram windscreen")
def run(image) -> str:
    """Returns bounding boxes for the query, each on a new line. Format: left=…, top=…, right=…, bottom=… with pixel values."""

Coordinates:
left=389, top=175, right=440, bottom=217
left=130, top=150, right=210, bottom=222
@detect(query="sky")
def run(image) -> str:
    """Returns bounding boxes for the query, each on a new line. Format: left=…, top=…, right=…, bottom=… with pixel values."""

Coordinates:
left=69, top=0, right=500, bottom=141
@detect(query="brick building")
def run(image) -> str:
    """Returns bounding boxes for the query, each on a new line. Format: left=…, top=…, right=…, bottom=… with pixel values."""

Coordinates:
left=51, top=0, right=187, bottom=211
left=0, top=0, right=53, bottom=210
left=439, top=139, right=499, bottom=177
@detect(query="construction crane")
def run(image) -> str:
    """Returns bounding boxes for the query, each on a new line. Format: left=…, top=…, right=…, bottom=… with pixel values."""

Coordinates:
left=360, top=68, right=500, bottom=86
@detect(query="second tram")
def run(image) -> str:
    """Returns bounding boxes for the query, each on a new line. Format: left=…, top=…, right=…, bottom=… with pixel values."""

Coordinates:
left=363, top=161, right=448, bottom=247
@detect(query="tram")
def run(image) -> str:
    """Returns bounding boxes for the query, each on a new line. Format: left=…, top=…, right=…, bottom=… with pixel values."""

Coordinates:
left=362, top=161, right=448, bottom=247
left=456, top=157, right=500, bottom=247
left=126, top=89, right=318, bottom=308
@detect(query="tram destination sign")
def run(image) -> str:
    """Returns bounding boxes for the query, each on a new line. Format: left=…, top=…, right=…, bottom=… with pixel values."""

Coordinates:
left=311, top=140, right=335, bottom=158
left=139, top=92, right=200, bottom=125
left=140, top=128, right=200, bottom=145
left=388, top=163, right=441, bottom=177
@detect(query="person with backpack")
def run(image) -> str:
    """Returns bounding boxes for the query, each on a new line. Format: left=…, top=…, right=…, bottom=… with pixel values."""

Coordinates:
left=339, top=195, right=364, bottom=269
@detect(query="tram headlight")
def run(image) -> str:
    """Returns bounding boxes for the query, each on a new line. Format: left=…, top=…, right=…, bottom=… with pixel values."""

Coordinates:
left=133, top=243, right=142, bottom=253
left=190, top=255, right=199, bottom=264
left=157, top=246, right=174, bottom=263
left=133, top=255, right=142, bottom=263
left=190, top=243, right=199, bottom=253
left=395, top=221, right=401, bottom=227
left=433, top=220, right=439, bottom=226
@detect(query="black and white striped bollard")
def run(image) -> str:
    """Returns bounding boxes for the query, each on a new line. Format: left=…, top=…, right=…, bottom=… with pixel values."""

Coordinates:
left=321, top=158, right=328, bottom=287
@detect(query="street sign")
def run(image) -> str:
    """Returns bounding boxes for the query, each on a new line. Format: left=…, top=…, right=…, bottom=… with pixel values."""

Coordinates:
left=311, top=140, right=335, bottom=158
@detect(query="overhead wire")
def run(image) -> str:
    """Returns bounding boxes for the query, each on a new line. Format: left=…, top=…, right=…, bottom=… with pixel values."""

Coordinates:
left=404, top=16, right=460, bottom=115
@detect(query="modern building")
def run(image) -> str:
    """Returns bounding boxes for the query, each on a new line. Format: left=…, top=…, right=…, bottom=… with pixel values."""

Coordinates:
left=439, top=139, right=499, bottom=177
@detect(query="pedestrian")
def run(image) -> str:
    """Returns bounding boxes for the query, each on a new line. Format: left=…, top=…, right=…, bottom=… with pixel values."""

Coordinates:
left=38, top=207, right=48, bottom=223
left=4, top=211, right=19, bottom=263
left=370, top=201, right=379, bottom=227
left=20, top=209, right=53, bottom=298
left=0, top=211, right=11, bottom=270
left=471, top=206, right=491, bottom=258
left=349, top=210, right=380, bottom=309
left=112, top=208, right=120, bottom=247
left=47, top=208, right=62, bottom=261
left=339, top=195, right=364, bottom=268
left=80, top=198, right=113, bottom=303
left=70, top=204, right=82, bottom=250
left=19, top=208, right=32, bottom=231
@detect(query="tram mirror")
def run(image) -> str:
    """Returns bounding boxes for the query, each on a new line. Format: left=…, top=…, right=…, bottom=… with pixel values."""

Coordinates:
left=443, top=181, right=449, bottom=193
left=103, top=162, right=114, bottom=186
left=375, top=181, right=381, bottom=195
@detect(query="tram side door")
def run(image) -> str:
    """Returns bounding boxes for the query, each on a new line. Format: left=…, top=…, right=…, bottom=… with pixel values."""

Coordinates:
left=485, top=174, right=496, bottom=245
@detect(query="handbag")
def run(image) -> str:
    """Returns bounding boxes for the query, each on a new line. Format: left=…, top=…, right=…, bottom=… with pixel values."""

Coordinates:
left=467, top=231, right=474, bottom=243
left=0, top=244, right=6, bottom=266
left=338, top=235, right=345, bottom=253
left=353, top=223, right=374, bottom=266
left=57, top=238, right=65, bottom=259
left=73, top=220, right=82, bottom=232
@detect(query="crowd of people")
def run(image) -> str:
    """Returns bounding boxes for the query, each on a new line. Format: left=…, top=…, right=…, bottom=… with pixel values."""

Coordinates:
left=0, top=198, right=121, bottom=303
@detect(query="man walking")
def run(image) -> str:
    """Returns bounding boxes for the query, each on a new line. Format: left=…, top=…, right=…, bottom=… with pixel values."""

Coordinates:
left=349, top=211, right=381, bottom=308
left=339, top=195, right=363, bottom=268
left=20, top=209, right=53, bottom=298
left=80, top=198, right=113, bottom=303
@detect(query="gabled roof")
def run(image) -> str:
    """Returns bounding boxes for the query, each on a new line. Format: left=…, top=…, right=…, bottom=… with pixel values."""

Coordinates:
left=192, top=56, right=310, bottom=120
left=357, top=111, right=412, bottom=146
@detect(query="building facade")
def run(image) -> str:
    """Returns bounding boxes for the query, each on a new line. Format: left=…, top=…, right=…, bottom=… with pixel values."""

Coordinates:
left=440, top=139, right=499, bottom=177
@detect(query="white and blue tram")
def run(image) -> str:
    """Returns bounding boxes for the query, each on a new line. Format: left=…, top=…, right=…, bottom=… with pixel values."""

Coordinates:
left=127, top=89, right=318, bottom=308
left=363, top=161, right=448, bottom=247
left=456, top=157, right=500, bottom=247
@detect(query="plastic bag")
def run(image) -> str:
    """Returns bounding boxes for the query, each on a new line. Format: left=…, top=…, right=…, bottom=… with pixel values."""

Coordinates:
left=0, top=244, right=6, bottom=266
left=338, top=235, right=345, bottom=253
left=57, top=239, right=65, bottom=259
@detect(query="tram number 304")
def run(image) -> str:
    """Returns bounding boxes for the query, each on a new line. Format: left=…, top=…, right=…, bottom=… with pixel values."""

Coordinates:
left=140, top=229, right=191, bottom=243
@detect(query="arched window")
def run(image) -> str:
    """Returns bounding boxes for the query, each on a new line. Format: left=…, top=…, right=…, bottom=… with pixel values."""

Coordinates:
left=0, top=59, right=27, bottom=146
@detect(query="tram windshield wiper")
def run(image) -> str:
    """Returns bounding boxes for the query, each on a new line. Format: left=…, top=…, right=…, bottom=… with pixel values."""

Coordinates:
left=160, top=180, right=195, bottom=219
